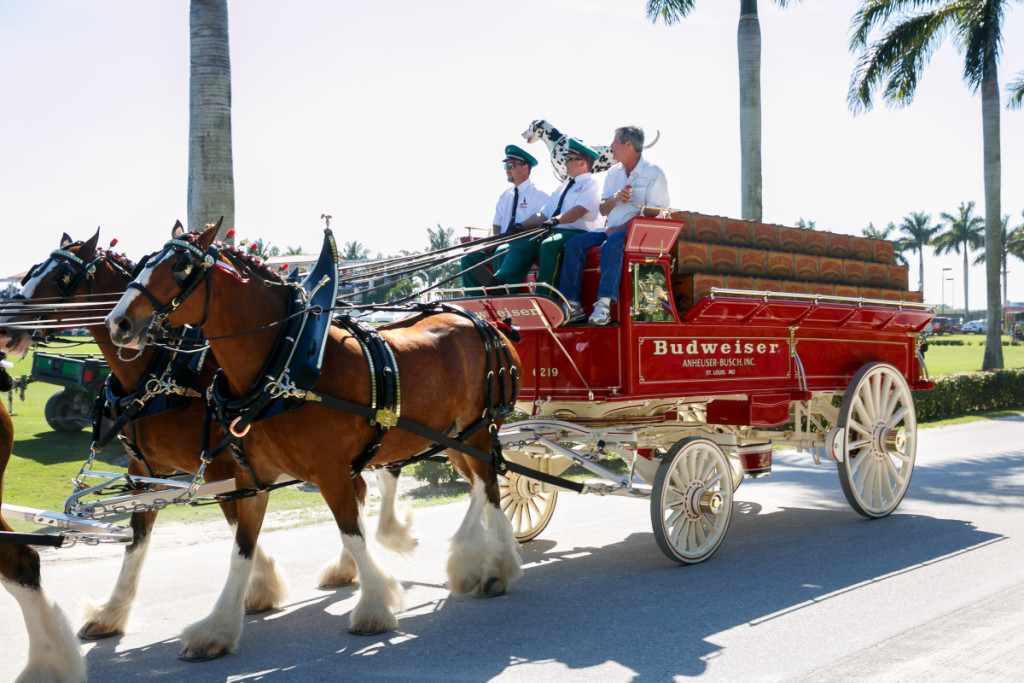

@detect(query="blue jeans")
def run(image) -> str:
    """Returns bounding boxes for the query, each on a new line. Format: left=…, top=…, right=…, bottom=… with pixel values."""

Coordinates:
left=557, top=230, right=627, bottom=303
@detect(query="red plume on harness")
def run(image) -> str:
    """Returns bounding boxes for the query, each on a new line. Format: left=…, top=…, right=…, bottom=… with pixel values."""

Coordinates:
left=493, top=318, right=521, bottom=343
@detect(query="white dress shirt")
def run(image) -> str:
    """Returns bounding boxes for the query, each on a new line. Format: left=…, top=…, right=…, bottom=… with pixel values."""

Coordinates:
left=543, top=172, right=603, bottom=231
left=492, top=178, right=550, bottom=233
left=602, top=157, right=671, bottom=228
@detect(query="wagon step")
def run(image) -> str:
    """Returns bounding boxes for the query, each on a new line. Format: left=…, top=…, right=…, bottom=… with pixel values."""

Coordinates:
left=1, top=503, right=133, bottom=545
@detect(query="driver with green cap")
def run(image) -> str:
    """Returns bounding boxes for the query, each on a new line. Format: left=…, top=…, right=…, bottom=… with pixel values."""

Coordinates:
left=461, top=144, right=550, bottom=289
left=477, top=138, right=602, bottom=289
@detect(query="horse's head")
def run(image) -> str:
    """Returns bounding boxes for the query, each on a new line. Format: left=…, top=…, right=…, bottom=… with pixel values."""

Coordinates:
left=106, top=220, right=221, bottom=350
left=0, top=229, right=135, bottom=356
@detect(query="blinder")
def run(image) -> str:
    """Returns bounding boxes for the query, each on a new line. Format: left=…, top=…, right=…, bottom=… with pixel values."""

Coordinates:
left=127, top=237, right=220, bottom=329
left=20, top=245, right=98, bottom=299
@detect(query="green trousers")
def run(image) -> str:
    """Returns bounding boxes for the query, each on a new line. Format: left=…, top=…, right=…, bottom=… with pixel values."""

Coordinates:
left=460, top=244, right=509, bottom=288
left=492, top=228, right=585, bottom=287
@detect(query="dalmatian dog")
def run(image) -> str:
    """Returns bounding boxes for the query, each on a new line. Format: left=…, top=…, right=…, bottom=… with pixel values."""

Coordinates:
left=522, top=119, right=660, bottom=181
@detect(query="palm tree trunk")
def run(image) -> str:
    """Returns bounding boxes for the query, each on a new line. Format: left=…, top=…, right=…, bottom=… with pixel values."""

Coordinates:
left=918, top=251, right=924, bottom=296
left=981, top=70, right=1003, bottom=369
left=963, top=249, right=970, bottom=322
left=188, top=0, right=235, bottom=243
left=738, top=0, right=762, bottom=222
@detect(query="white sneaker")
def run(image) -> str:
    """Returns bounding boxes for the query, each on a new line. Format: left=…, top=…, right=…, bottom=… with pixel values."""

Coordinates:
left=589, top=297, right=613, bottom=325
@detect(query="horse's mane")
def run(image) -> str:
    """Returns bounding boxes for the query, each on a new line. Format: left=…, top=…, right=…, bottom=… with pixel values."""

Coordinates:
left=211, top=239, right=286, bottom=286
left=96, top=247, right=137, bottom=275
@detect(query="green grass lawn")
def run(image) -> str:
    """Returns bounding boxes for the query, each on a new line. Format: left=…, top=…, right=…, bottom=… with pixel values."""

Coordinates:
left=924, top=334, right=1024, bottom=376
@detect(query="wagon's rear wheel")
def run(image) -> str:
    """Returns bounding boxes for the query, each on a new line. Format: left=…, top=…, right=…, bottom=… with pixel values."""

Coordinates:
left=836, top=362, right=917, bottom=518
left=498, top=471, right=558, bottom=542
left=650, top=437, right=733, bottom=564
left=44, top=390, right=90, bottom=432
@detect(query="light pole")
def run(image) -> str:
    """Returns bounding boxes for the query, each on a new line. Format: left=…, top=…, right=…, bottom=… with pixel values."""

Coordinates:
left=941, top=267, right=952, bottom=316
left=947, top=277, right=955, bottom=318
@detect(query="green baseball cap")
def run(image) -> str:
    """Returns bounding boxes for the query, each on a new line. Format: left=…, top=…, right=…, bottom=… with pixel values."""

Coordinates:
left=568, top=138, right=599, bottom=160
left=504, top=144, right=538, bottom=168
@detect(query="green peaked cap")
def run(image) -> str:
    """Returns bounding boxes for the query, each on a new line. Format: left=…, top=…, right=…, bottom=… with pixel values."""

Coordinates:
left=504, top=144, right=538, bottom=168
left=568, top=138, right=599, bottom=160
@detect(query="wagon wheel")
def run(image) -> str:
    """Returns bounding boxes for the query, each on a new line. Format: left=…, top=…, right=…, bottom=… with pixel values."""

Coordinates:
left=836, top=362, right=917, bottom=518
left=498, top=471, right=558, bottom=542
left=650, top=437, right=733, bottom=564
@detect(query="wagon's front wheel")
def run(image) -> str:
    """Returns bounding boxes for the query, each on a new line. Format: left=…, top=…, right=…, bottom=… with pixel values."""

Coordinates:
left=650, top=437, right=733, bottom=564
left=498, top=471, right=558, bottom=542
left=836, top=362, right=917, bottom=518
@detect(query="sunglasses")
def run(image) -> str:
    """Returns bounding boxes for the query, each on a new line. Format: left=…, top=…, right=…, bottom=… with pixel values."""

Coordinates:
left=565, top=155, right=585, bottom=162
left=503, top=161, right=525, bottom=169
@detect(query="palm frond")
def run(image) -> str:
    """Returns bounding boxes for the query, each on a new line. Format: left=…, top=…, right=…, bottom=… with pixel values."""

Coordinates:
left=960, top=0, right=1005, bottom=89
left=848, top=7, right=956, bottom=112
left=1007, top=70, right=1024, bottom=110
left=645, top=0, right=696, bottom=25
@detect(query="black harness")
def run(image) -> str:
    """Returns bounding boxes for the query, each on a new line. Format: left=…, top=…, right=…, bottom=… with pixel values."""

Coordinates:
left=90, top=325, right=209, bottom=475
left=141, top=229, right=522, bottom=490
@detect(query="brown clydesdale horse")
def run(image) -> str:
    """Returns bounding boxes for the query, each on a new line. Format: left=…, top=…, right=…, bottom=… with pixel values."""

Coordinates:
left=0, top=229, right=416, bottom=656
left=105, top=223, right=523, bottom=660
left=0, top=356, right=86, bottom=682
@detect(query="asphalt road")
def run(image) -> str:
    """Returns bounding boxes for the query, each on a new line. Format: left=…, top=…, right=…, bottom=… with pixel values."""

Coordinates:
left=3, top=415, right=1024, bottom=681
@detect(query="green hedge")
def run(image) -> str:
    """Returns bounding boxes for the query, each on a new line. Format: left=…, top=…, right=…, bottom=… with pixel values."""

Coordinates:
left=913, top=368, right=1024, bottom=421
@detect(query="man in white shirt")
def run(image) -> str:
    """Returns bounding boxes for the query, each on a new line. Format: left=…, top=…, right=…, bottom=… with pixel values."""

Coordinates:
left=480, top=138, right=603, bottom=288
left=558, top=126, right=670, bottom=324
left=461, top=145, right=550, bottom=288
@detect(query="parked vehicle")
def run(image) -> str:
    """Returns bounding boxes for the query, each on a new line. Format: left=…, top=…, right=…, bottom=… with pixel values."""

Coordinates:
left=962, top=319, right=986, bottom=334
left=30, top=352, right=110, bottom=431
left=929, top=316, right=961, bottom=334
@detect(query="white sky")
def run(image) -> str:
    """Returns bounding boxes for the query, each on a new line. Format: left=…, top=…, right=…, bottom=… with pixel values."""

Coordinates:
left=1, top=0, right=1022, bottom=314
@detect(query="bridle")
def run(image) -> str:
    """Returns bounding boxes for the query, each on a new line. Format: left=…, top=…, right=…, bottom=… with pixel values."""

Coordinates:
left=126, top=237, right=220, bottom=334
left=11, top=246, right=136, bottom=337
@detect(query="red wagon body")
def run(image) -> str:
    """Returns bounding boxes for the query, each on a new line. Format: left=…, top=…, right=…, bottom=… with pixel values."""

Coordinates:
left=447, top=213, right=934, bottom=563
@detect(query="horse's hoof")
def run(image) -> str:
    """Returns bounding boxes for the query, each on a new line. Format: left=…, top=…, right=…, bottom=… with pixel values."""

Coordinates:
left=318, top=578, right=356, bottom=589
left=178, top=644, right=229, bottom=662
left=244, top=604, right=275, bottom=615
left=471, top=577, right=506, bottom=598
left=78, top=623, right=123, bottom=640
left=347, top=626, right=388, bottom=637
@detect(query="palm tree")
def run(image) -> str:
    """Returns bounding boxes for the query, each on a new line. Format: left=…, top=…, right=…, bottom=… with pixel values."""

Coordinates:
left=972, top=215, right=1011, bottom=317
left=933, top=201, right=984, bottom=320
left=863, top=221, right=909, bottom=266
left=341, top=241, right=370, bottom=261
left=646, top=0, right=801, bottom=222
left=188, top=0, right=234, bottom=243
left=419, top=225, right=459, bottom=288
left=897, top=212, right=940, bottom=296
left=1008, top=210, right=1024, bottom=260
left=848, top=0, right=1021, bottom=369
left=862, top=221, right=894, bottom=240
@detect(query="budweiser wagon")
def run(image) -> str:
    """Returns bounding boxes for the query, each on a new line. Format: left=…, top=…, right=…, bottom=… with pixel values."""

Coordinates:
left=445, top=212, right=933, bottom=564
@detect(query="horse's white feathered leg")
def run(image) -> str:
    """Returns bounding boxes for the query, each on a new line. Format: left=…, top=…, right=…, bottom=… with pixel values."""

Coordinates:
left=4, top=579, right=86, bottom=683
left=374, top=468, right=417, bottom=554
left=178, top=544, right=253, bottom=660
left=446, top=478, right=494, bottom=594
left=79, top=531, right=151, bottom=638
left=316, top=547, right=358, bottom=588
left=481, top=500, right=523, bottom=595
left=244, top=543, right=288, bottom=613
left=342, top=526, right=404, bottom=635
